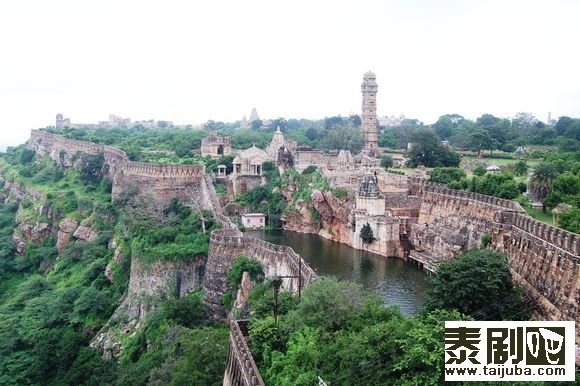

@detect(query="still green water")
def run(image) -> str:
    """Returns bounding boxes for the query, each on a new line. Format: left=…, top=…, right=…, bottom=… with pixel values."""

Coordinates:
left=247, top=229, right=431, bottom=315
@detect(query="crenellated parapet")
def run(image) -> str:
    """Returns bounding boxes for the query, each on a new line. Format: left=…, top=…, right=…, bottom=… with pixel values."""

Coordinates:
left=492, top=213, right=579, bottom=335
left=223, top=320, right=265, bottom=386
left=121, top=162, right=204, bottom=178
left=408, top=177, right=524, bottom=212
left=203, top=226, right=317, bottom=320
left=27, top=130, right=212, bottom=205
left=28, top=129, right=129, bottom=179
left=500, top=212, right=580, bottom=256
left=408, top=176, right=579, bottom=338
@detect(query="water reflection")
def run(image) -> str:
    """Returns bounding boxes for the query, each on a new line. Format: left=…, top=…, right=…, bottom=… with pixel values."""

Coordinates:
left=247, top=229, right=430, bottom=315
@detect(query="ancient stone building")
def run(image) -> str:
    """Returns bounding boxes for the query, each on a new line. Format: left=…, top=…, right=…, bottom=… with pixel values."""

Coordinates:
left=249, top=107, right=259, bottom=123
left=361, top=71, right=379, bottom=153
left=353, top=174, right=403, bottom=256
left=356, top=174, right=385, bottom=216
left=55, top=113, right=71, bottom=128
left=231, top=145, right=269, bottom=195
left=201, top=125, right=232, bottom=158
left=266, top=126, right=296, bottom=168
left=336, top=150, right=354, bottom=171
left=240, top=115, right=250, bottom=129
left=233, top=145, right=268, bottom=176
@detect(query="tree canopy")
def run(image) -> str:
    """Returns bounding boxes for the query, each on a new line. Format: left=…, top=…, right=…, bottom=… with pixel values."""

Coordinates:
left=424, top=249, right=529, bottom=321
left=407, top=129, right=460, bottom=167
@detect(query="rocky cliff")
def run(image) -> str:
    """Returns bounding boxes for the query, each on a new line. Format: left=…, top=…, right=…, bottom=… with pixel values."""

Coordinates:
left=282, top=187, right=354, bottom=245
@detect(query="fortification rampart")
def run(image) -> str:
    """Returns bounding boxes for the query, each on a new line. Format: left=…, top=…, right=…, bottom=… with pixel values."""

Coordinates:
left=223, top=320, right=265, bottom=386
left=203, top=228, right=317, bottom=319
left=112, top=161, right=207, bottom=203
left=500, top=212, right=580, bottom=255
left=27, top=130, right=212, bottom=205
left=492, top=212, right=579, bottom=327
left=29, top=129, right=129, bottom=179
left=120, top=162, right=204, bottom=177
left=407, top=177, right=578, bottom=335
left=408, top=177, right=524, bottom=212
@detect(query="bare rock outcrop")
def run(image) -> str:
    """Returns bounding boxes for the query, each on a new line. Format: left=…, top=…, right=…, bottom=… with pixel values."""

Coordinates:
left=311, top=189, right=354, bottom=244
left=104, top=240, right=123, bottom=284
left=17, top=222, right=52, bottom=246
left=56, top=218, right=79, bottom=251
left=92, top=256, right=206, bottom=358
left=73, top=225, right=99, bottom=242
left=12, top=233, right=26, bottom=255
left=232, top=271, right=253, bottom=318
left=283, top=199, right=321, bottom=234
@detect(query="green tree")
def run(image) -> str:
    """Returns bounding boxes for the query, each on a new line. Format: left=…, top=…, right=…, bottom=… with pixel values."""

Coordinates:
left=477, top=113, right=501, bottom=127
left=324, top=115, right=345, bottom=129
left=513, top=160, right=528, bottom=176
left=251, top=119, right=263, bottom=130
left=528, top=163, right=559, bottom=212
left=558, top=208, right=580, bottom=233
left=319, top=124, right=365, bottom=154
left=380, top=155, right=394, bottom=169
left=467, top=128, right=492, bottom=158
left=424, top=249, right=529, bottom=321
left=554, top=116, right=574, bottom=136
left=162, top=291, right=207, bottom=329
left=151, top=326, right=229, bottom=386
left=544, top=172, right=580, bottom=208
left=80, top=153, right=105, bottom=183
left=428, top=167, right=466, bottom=185
left=393, top=309, right=471, bottom=385
left=407, top=129, right=460, bottom=167
left=173, top=141, right=193, bottom=157
left=19, top=148, right=36, bottom=164
left=475, top=172, right=520, bottom=199
left=360, top=223, right=375, bottom=244
left=432, top=116, right=454, bottom=139
left=348, top=114, right=362, bottom=127
left=263, top=327, right=320, bottom=386
left=378, top=130, right=397, bottom=148
left=288, top=277, right=367, bottom=332
left=304, top=127, right=318, bottom=141
left=473, top=166, right=486, bottom=177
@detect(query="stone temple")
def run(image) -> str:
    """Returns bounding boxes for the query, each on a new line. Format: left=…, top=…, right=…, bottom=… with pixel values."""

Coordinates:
left=201, top=123, right=232, bottom=158
left=361, top=71, right=379, bottom=153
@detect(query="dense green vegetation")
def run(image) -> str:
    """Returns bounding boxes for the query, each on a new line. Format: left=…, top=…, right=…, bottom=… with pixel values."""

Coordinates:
left=121, top=196, right=216, bottom=263
left=245, top=249, right=534, bottom=385
left=407, top=129, right=460, bottom=167
left=0, top=113, right=577, bottom=383
left=236, top=166, right=330, bottom=229
left=222, top=256, right=264, bottom=310
left=427, top=154, right=579, bottom=233
left=0, top=146, right=122, bottom=384
left=0, top=146, right=228, bottom=385
left=424, top=250, right=529, bottom=321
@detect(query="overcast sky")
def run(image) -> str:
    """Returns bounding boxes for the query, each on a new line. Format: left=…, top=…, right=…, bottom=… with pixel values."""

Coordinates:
left=1, top=0, right=579, bottom=149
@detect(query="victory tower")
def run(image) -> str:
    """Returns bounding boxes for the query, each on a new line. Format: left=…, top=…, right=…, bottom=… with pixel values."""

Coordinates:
left=361, top=71, right=378, bottom=153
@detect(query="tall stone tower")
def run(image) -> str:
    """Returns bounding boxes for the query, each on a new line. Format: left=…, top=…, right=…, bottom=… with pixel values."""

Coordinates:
left=361, top=71, right=378, bottom=153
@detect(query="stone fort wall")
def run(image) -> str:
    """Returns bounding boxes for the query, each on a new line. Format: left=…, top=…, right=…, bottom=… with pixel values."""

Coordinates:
left=27, top=130, right=209, bottom=206
left=494, top=212, right=579, bottom=325
left=26, top=129, right=317, bottom=381
left=203, top=227, right=317, bottom=320
left=29, top=129, right=127, bottom=179
left=223, top=320, right=265, bottom=386
left=407, top=177, right=579, bottom=335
